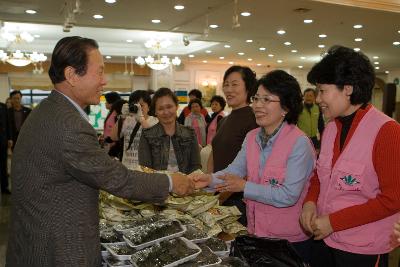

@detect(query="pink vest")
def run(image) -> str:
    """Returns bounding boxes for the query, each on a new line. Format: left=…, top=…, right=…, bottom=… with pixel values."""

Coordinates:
left=246, top=124, right=315, bottom=242
left=317, top=107, right=397, bottom=254
left=103, top=111, right=117, bottom=138
left=207, top=112, right=224, bottom=145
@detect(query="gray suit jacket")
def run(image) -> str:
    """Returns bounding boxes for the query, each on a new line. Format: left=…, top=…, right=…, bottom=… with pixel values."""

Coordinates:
left=6, top=90, right=169, bottom=267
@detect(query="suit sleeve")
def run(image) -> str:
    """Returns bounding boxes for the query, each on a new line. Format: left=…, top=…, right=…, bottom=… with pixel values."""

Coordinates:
left=62, top=120, right=169, bottom=203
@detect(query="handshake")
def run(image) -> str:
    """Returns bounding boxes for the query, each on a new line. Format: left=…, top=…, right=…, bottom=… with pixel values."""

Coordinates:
left=169, top=172, right=212, bottom=197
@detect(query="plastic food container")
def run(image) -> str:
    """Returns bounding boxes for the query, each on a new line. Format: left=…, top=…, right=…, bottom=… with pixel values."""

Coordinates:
left=103, top=242, right=136, bottom=260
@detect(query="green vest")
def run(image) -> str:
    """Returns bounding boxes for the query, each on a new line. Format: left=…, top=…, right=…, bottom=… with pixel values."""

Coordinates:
left=297, top=104, right=320, bottom=137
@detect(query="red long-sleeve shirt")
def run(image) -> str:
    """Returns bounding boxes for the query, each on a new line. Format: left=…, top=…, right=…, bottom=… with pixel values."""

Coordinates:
left=304, top=105, right=400, bottom=231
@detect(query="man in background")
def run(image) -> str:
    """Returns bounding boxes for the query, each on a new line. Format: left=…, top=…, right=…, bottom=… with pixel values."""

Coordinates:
left=7, top=90, right=31, bottom=149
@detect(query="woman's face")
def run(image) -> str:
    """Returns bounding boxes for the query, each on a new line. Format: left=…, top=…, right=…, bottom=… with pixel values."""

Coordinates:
left=252, top=85, right=286, bottom=133
left=138, top=98, right=149, bottom=116
left=222, top=72, right=248, bottom=110
left=105, top=102, right=112, bottom=110
left=211, top=101, right=222, bottom=113
left=190, top=103, right=201, bottom=114
left=155, top=96, right=178, bottom=125
left=316, top=83, right=353, bottom=119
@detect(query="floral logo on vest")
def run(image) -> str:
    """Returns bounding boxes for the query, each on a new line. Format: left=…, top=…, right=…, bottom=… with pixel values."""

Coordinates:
left=340, top=175, right=360, bottom=186
left=268, top=178, right=282, bottom=187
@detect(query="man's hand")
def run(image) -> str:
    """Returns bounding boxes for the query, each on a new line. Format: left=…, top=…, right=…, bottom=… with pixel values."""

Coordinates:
left=214, top=173, right=245, bottom=193
left=189, top=173, right=212, bottom=189
left=171, top=173, right=195, bottom=196
left=300, top=201, right=317, bottom=234
left=134, top=104, right=144, bottom=123
left=390, top=219, right=400, bottom=248
left=8, top=140, right=13, bottom=148
left=121, top=103, right=130, bottom=118
left=312, top=215, right=333, bottom=240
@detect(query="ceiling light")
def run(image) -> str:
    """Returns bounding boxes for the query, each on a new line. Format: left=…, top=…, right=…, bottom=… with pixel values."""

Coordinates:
left=319, top=34, right=327, bottom=38
left=257, top=63, right=262, bottom=66
left=393, top=41, right=400, bottom=46
left=385, top=70, right=389, bottom=74
left=105, top=0, right=117, bottom=3
left=209, top=24, right=219, bottom=28
left=354, top=48, right=360, bottom=51
left=355, top=38, right=363, bottom=42
left=93, top=14, right=103, bottom=19
left=174, top=5, right=185, bottom=10
left=277, top=59, right=283, bottom=63
left=284, top=42, right=291, bottom=46
left=0, top=49, right=47, bottom=67
left=241, top=12, right=251, bottom=16
left=259, top=47, right=266, bottom=51
left=291, top=49, right=298, bottom=53
left=246, top=39, right=253, bottom=43
left=135, top=40, right=181, bottom=70
left=219, top=56, right=224, bottom=59
left=224, top=45, right=231, bottom=48
left=247, top=58, right=252, bottom=61
left=277, top=30, right=286, bottom=35
left=151, top=19, right=161, bottom=23
left=375, top=66, right=380, bottom=70
left=374, top=62, right=379, bottom=65
left=203, top=60, right=207, bottom=63
left=25, top=9, right=37, bottom=14
left=353, top=24, right=363, bottom=29
left=229, top=61, right=234, bottom=64
left=188, top=54, right=195, bottom=58
left=304, top=19, right=313, bottom=24
left=105, top=56, right=112, bottom=59
left=268, top=54, right=274, bottom=57
left=373, top=56, right=379, bottom=59
left=238, top=52, right=244, bottom=55
left=318, top=44, right=325, bottom=48
left=205, top=50, right=212, bottom=53
left=126, top=39, right=133, bottom=43
left=300, top=56, right=306, bottom=59
left=34, top=34, right=40, bottom=38
left=298, top=65, right=303, bottom=69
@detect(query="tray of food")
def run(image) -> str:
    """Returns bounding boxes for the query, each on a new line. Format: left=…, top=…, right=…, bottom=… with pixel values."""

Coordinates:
left=204, top=237, right=230, bottom=258
left=113, top=215, right=165, bottom=233
left=103, top=242, right=136, bottom=260
left=177, top=243, right=222, bottom=266
left=123, top=220, right=186, bottom=250
left=103, top=254, right=133, bottom=267
left=130, top=237, right=201, bottom=267
left=100, top=229, right=124, bottom=244
left=182, top=225, right=209, bottom=243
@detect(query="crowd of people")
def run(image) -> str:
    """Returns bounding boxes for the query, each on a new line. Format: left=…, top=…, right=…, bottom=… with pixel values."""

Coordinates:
left=3, top=36, right=400, bottom=267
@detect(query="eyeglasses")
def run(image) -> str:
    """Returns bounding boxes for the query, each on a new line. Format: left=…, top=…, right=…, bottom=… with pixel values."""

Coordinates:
left=250, top=95, right=280, bottom=104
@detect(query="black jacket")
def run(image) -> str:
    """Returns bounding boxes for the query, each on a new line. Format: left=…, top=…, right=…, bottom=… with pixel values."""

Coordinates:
left=8, top=105, right=31, bottom=144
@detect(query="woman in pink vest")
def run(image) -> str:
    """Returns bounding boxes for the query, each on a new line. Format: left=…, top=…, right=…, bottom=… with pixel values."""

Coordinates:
left=206, top=95, right=226, bottom=145
left=300, top=46, right=400, bottom=267
left=192, top=70, right=316, bottom=263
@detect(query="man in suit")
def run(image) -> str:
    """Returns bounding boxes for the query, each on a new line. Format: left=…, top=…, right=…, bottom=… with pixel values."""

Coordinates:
left=7, top=90, right=31, bottom=149
left=0, top=102, right=11, bottom=194
left=6, top=36, right=194, bottom=266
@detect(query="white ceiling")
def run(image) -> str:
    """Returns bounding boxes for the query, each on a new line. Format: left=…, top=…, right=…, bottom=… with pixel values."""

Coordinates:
left=0, top=0, right=399, bottom=72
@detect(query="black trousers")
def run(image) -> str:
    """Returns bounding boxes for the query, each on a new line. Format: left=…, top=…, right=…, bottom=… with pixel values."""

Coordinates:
left=311, top=240, right=388, bottom=267
left=0, top=140, right=8, bottom=192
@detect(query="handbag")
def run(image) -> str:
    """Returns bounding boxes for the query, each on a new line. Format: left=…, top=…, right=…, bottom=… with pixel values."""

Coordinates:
left=230, top=235, right=306, bottom=267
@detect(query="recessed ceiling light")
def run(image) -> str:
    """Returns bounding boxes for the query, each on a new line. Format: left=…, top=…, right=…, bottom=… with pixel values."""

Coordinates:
left=319, top=34, right=327, bottom=38
left=259, top=47, right=266, bottom=51
left=188, top=54, right=195, bottom=58
left=318, top=44, right=325, bottom=48
left=257, top=63, right=262, bottom=66
left=354, top=48, right=360, bottom=51
left=375, top=66, right=380, bottom=70
left=105, top=56, right=112, bottom=59
left=229, top=61, right=234, bottom=64
left=151, top=19, right=161, bottom=23
left=277, top=30, right=286, bottom=35
left=219, top=56, right=224, bottom=59
left=304, top=19, right=313, bottom=24
left=205, top=50, right=212, bottom=53
left=224, top=45, right=231, bottom=48
left=393, top=41, right=400, bottom=46
left=238, top=52, right=245, bottom=55
left=105, top=0, right=117, bottom=3
left=126, top=39, right=133, bottom=43
left=268, top=54, right=274, bottom=57
left=385, top=70, right=390, bottom=74
left=355, top=38, right=363, bottom=42
left=373, top=56, right=379, bottom=59
left=298, top=65, right=304, bottom=69
left=246, top=39, right=253, bottom=43
left=203, top=60, right=208, bottom=63
left=241, top=12, right=251, bottom=16
left=93, top=14, right=103, bottom=19
left=174, top=5, right=185, bottom=10
left=277, top=59, right=283, bottom=63
left=291, top=49, right=298, bottom=53
left=398, top=30, right=400, bottom=34
left=209, top=24, right=219, bottom=29
left=353, top=24, right=363, bottom=29
left=300, top=56, right=306, bottom=59
left=25, top=9, right=37, bottom=14
left=248, top=58, right=253, bottom=61
left=284, top=42, right=291, bottom=46
left=34, top=34, right=40, bottom=38
left=374, top=62, right=379, bottom=65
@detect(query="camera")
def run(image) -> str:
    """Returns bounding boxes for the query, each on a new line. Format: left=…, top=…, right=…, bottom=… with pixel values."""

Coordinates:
left=129, top=103, right=138, bottom=113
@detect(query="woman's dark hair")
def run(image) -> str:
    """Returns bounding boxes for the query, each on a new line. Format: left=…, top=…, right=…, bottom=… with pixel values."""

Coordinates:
left=223, top=65, right=257, bottom=103
left=188, top=98, right=203, bottom=110
left=10, top=90, right=22, bottom=98
left=257, top=70, right=303, bottom=124
left=210, top=95, right=226, bottom=111
left=104, top=92, right=121, bottom=105
left=150, top=87, right=178, bottom=114
left=129, top=90, right=153, bottom=116
left=307, top=45, right=375, bottom=105
left=188, top=89, right=202, bottom=99
left=110, top=99, right=128, bottom=117
left=48, top=36, right=99, bottom=84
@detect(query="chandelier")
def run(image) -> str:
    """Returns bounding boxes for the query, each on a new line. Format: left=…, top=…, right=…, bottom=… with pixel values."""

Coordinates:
left=135, top=39, right=181, bottom=71
left=0, top=31, right=47, bottom=67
